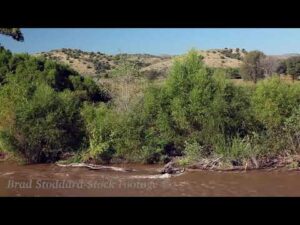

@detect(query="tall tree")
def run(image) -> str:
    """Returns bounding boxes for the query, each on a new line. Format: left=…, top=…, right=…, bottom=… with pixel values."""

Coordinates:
left=0, top=28, right=24, bottom=42
left=240, top=50, right=266, bottom=83
left=285, top=56, right=300, bottom=82
left=276, top=60, right=287, bottom=74
left=261, top=56, right=279, bottom=77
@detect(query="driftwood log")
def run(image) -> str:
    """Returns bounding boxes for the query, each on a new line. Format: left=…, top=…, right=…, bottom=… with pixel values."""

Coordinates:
left=160, top=161, right=185, bottom=174
left=56, top=162, right=135, bottom=172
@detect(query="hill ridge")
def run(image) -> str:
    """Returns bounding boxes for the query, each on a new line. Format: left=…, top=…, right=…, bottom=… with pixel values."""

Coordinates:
left=35, top=48, right=246, bottom=78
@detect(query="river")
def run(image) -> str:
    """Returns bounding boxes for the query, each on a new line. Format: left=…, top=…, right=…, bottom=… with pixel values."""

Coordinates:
left=0, top=161, right=300, bottom=196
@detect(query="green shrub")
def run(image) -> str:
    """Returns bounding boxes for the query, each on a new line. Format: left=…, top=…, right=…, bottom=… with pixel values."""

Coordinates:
left=69, top=76, right=110, bottom=102
left=180, top=141, right=204, bottom=165
left=249, top=76, right=300, bottom=156
left=283, top=107, right=300, bottom=153
left=252, top=76, right=300, bottom=129
left=114, top=85, right=172, bottom=163
left=223, top=68, right=241, bottom=79
left=285, top=56, right=300, bottom=81
left=0, top=82, right=85, bottom=163
left=0, top=48, right=109, bottom=163
left=93, top=61, right=111, bottom=74
left=3, top=47, right=300, bottom=166
left=240, top=50, right=265, bottom=83
left=276, top=61, right=287, bottom=74
left=225, top=137, right=253, bottom=161
left=110, top=56, right=140, bottom=77
left=80, top=103, right=119, bottom=163
left=115, top=50, right=254, bottom=163
left=0, top=47, right=12, bottom=84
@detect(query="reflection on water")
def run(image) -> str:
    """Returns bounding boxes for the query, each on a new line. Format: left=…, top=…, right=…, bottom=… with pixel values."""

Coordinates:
left=0, top=161, right=300, bottom=196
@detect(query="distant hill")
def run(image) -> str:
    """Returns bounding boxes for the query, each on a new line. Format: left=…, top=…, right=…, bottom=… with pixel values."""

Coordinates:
left=270, top=53, right=300, bottom=60
left=33, top=48, right=300, bottom=114
left=35, top=48, right=246, bottom=78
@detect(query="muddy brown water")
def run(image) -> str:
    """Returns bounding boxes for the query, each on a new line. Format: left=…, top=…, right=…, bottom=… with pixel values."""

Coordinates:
left=0, top=161, right=300, bottom=196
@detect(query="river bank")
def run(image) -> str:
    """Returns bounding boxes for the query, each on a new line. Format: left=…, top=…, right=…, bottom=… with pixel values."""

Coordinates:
left=1, top=160, right=300, bottom=196
left=2, top=150, right=300, bottom=173
left=183, top=154, right=300, bottom=172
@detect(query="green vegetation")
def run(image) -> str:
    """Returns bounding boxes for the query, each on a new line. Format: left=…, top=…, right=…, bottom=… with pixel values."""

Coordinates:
left=0, top=47, right=109, bottom=163
left=223, top=67, right=241, bottom=79
left=79, top=50, right=300, bottom=167
left=1, top=47, right=300, bottom=169
left=276, top=61, right=287, bottom=74
left=241, top=50, right=266, bottom=83
left=272, top=57, right=300, bottom=81
left=80, top=103, right=119, bottom=164
left=220, top=48, right=242, bottom=60
left=283, top=56, right=300, bottom=81
left=110, top=55, right=141, bottom=78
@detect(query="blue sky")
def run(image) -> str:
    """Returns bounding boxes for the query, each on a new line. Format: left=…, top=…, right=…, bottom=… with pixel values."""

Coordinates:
left=1, top=28, right=300, bottom=55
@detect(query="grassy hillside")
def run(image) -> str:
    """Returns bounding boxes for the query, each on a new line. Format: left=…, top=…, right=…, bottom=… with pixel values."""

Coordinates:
left=34, top=48, right=247, bottom=112
left=35, top=48, right=246, bottom=79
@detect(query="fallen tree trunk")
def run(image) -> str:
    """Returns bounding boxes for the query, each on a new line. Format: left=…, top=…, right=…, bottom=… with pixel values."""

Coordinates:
left=56, top=162, right=135, bottom=172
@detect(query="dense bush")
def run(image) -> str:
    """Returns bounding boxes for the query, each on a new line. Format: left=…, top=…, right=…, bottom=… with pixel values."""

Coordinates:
left=80, top=103, right=118, bottom=163
left=2, top=47, right=300, bottom=166
left=222, top=67, right=241, bottom=79
left=93, top=60, right=111, bottom=75
left=0, top=47, right=109, bottom=163
left=112, top=51, right=300, bottom=164
left=0, top=46, right=12, bottom=84
left=219, top=48, right=242, bottom=60
left=115, top=85, right=174, bottom=163
left=284, top=107, right=300, bottom=153
left=249, top=77, right=300, bottom=155
left=0, top=81, right=86, bottom=163
left=284, top=56, right=300, bottom=81
left=110, top=55, right=141, bottom=78
left=69, top=76, right=110, bottom=102
left=276, top=61, right=287, bottom=74
left=251, top=76, right=300, bottom=129
left=112, top=50, right=254, bottom=163
left=240, top=50, right=266, bottom=83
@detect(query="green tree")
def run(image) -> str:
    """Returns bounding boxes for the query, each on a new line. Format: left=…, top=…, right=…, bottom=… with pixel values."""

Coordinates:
left=0, top=28, right=24, bottom=42
left=251, top=76, right=300, bottom=129
left=285, top=56, right=300, bottom=82
left=276, top=60, right=287, bottom=74
left=240, top=50, right=266, bottom=83
left=0, top=47, right=110, bottom=163
left=116, top=50, right=253, bottom=163
left=0, top=47, right=12, bottom=84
